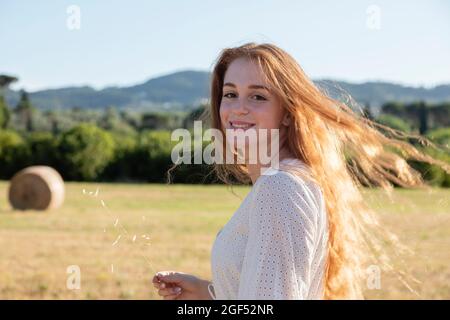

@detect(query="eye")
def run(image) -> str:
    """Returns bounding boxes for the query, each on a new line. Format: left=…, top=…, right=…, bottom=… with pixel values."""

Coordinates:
left=251, top=94, right=267, bottom=101
left=223, top=92, right=237, bottom=99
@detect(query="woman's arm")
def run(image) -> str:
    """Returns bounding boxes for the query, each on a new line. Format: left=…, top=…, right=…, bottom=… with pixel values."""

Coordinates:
left=195, top=278, right=215, bottom=300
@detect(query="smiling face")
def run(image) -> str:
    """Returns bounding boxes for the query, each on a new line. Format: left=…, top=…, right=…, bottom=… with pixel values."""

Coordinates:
left=219, top=57, right=289, bottom=163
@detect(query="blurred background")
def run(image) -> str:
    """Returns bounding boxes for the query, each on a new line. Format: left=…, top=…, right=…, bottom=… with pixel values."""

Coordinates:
left=0, top=0, right=449, bottom=299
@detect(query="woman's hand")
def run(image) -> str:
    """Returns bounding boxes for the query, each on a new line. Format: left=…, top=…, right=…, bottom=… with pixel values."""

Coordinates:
left=152, top=271, right=213, bottom=300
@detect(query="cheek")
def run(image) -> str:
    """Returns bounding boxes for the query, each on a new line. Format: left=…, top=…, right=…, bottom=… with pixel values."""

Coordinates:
left=219, top=103, right=229, bottom=126
left=253, top=105, right=283, bottom=129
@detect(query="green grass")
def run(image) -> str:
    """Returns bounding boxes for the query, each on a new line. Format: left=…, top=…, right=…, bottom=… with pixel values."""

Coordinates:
left=0, top=181, right=448, bottom=299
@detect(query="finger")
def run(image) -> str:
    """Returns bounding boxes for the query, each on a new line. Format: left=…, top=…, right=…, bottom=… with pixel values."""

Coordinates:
left=157, top=282, right=166, bottom=289
left=155, top=271, right=177, bottom=278
left=157, top=272, right=183, bottom=285
left=152, top=274, right=167, bottom=288
left=158, top=287, right=182, bottom=296
left=154, top=281, right=169, bottom=289
left=152, top=279, right=166, bottom=289
left=152, top=275, right=160, bottom=284
left=153, top=273, right=167, bottom=283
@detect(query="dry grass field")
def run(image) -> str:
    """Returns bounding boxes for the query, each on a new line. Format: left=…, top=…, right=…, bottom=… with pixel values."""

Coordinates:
left=0, top=181, right=448, bottom=299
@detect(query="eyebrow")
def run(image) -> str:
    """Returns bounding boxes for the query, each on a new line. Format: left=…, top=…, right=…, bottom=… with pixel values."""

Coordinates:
left=223, top=82, right=270, bottom=91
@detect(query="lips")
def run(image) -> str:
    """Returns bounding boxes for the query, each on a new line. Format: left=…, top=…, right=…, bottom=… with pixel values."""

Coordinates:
left=229, top=120, right=256, bottom=130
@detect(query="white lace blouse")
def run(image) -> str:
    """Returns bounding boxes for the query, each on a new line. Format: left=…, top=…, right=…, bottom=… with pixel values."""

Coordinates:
left=209, top=158, right=328, bottom=300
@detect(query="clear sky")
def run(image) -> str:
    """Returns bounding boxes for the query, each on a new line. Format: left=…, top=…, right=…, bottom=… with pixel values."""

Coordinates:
left=1, top=0, right=449, bottom=91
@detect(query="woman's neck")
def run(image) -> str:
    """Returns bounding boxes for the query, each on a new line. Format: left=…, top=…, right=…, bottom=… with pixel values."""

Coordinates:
left=246, top=148, right=294, bottom=184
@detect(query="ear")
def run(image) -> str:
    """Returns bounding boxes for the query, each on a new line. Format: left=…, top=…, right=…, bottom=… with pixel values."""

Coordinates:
left=282, top=113, right=291, bottom=126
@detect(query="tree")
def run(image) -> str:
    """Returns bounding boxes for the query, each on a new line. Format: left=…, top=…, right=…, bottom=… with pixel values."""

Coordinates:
left=417, top=101, right=429, bottom=135
left=0, top=75, right=18, bottom=89
left=100, top=106, right=121, bottom=130
left=44, top=110, right=60, bottom=135
left=0, top=95, right=11, bottom=129
left=15, top=90, right=36, bottom=132
left=0, top=74, right=18, bottom=129
left=140, top=113, right=171, bottom=130
left=0, top=130, right=29, bottom=179
left=183, top=104, right=207, bottom=129
left=430, top=103, right=450, bottom=128
left=381, top=102, right=405, bottom=117
left=57, top=123, right=115, bottom=181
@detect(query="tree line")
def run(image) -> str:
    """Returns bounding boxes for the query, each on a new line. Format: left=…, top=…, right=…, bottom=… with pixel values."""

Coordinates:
left=0, top=75, right=449, bottom=186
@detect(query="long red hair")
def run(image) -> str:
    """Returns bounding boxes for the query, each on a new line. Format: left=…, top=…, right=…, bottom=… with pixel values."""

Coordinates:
left=200, top=42, right=449, bottom=299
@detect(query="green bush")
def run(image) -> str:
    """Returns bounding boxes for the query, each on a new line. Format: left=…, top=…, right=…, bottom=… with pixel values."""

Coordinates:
left=375, top=114, right=411, bottom=133
left=407, top=146, right=450, bottom=187
left=0, top=96, right=11, bottom=129
left=426, top=127, right=450, bottom=147
left=25, top=131, right=59, bottom=167
left=101, top=131, right=138, bottom=181
left=165, top=135, right=218, bottom=184
left=57, top=123, right=115, bottom=181
left=0, top=130, right=29, bottom=178
left=128, top=130, right=174, bottom=182
left=120, top=130, right=217, bottom=183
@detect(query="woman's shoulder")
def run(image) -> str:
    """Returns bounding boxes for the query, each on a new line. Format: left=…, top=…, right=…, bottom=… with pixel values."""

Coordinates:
left=255, top=158, right=316, bottom=191
left=255, top=168, right=304, bottom=189
left=248, top=168, right=323, bottom=232
left=254, top=159, right=323, bottom=213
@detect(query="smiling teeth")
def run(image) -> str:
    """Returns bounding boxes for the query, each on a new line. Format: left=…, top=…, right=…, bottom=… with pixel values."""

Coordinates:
left=231, top=123, right=254, bottom=129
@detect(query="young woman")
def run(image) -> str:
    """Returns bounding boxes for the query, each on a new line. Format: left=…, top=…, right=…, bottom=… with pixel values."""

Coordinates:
left=152, top=43, right=449, bottom=300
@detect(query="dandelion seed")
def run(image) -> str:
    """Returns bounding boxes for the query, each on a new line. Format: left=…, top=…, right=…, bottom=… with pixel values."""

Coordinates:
left=101, top=200, right=106, bottom=208
left=114, top=218, right=119, bottom=227
left=112, top=234, right=122, bottom=246
left=111, top=264, right=114, bottom=273
left=103, top=228, right=106, bottom=233
left=132, top=235, right=137, bottom=242
left=82, top=189, right=86, bottom=194
left=94, top=187, right=99, bottom=197
left=141, top=235, right=147, bottom=238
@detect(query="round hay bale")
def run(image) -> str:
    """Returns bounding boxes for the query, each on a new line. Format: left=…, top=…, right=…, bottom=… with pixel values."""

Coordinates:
left=8, top=166, right=65, bottom=211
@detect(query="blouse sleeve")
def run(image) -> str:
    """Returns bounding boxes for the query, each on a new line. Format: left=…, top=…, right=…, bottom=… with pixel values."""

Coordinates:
left=237, top=171, right=321, bottom=300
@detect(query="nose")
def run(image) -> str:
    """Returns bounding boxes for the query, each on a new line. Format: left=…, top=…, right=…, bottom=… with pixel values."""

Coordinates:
left=231, top=97, right=249, bottom=115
